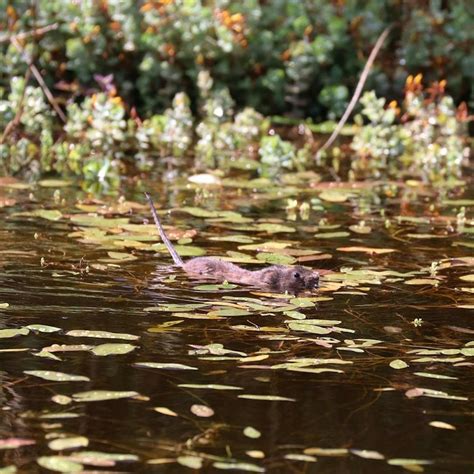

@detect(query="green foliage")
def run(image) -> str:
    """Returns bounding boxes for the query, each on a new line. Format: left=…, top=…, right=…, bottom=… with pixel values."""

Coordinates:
left=0, top=1, right=472, bottom=185
left=351, top=79, right=469, bottom=183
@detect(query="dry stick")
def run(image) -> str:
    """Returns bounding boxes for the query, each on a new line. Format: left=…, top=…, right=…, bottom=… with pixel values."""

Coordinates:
left=315, top=25, right=393, bottom=161
left=0, top=23, right=58, bottom=44
left=10, top=37, right=67, bottom=123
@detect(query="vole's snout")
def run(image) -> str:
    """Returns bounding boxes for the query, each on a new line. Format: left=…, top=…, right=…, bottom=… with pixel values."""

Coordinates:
left=307, top=273, right=320, bottom=290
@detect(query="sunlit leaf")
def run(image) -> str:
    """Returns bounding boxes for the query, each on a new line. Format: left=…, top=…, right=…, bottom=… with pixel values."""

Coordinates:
left=69, top=451, right=139, bottom=465
left=337, top=246, right=395, bottom=254
left=177, top=455, right=203, bottom=469
left=135, top=362, right=197, bottom=370
left=0, top=328, right=29, bottom=338
left=389, top=360, right=409, bottom=370
left=51, top=395, right=72, bottom=405
left=72, top=390, right=139, bottom=402
left=238, top=394, right=295, bottom=401
left=25, top=324, right=61, bottom=333
left=0, top=438, right=35, bottom=449
left=190, top=404, right=214, bottom=417
left=213, top=461, right=265, bottom=472
left=66, top=330, right=139, bottom=341
left=24, top=371, right=90, bottom=382
left=284, top=453, right=317, bottom=462
left=48, top=437, right=89, bottom=451
left=350, top=449, right=385, bottom=460
left=303, top=447, right=348, bottom=456
left=37, top=456, right=83, bottom=473
left=178, top=384, right=242, bottom=390
left=91, top=344, right=137, bottom=356
left=243, top=426, right=261, bottom=439
left=154, top=407, right=178, bottom=417
left=429, top=420, right=456, bottom=430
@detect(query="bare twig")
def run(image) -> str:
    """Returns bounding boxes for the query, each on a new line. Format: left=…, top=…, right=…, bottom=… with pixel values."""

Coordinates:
left=11, top=36, right=67, bottom=123
left=315, top=25, right=393, bottom=160
left=0, top=23, right=58, bottom=43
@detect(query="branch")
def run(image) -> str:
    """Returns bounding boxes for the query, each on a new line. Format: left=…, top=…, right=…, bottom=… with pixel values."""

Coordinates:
left=11, top=37, right=67, bottom=123
left=315, top=25, right=393, bottom=160
left=0, top=23, right=58, bottom=44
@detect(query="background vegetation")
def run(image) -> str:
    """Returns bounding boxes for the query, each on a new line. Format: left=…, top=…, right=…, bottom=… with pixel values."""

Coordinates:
left=0, top=0, right=472, bottom=186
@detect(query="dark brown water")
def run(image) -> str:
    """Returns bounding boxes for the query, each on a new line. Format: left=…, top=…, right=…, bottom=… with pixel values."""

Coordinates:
left=1, top=178, right=473, bottom=473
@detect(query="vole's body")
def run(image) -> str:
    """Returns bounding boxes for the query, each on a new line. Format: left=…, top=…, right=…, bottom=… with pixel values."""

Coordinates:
left=145, top=193, right=319, bottom=295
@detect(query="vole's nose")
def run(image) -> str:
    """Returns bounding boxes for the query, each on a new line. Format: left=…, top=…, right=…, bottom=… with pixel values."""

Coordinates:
left=307, top=273, right=320, bottom=289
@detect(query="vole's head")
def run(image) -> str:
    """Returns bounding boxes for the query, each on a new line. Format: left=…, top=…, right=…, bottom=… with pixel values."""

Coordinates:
left=266, top=265, right=320, bottom=295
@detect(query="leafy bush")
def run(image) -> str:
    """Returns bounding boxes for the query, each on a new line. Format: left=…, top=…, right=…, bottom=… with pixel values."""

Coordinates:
left=351, top=76, right=470, bottom=182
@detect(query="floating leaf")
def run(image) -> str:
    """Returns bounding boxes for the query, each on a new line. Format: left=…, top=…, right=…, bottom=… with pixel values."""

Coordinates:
left=135, top=362, right=197, bottom=371
left=303, top=448, right=348, bottom=457
left=154, top=407, right=178, bottom=417
left=460, top=274, right=474, bottom=282
left=243, top=427, right=261, bottom=439
left=37, top=456, right=83, bottom=473
left=285, top=453, right=317, bottom=462
left=24, top=371, right=90, bottom=382
left=319, top=190, right=351, bottom=202
left=106, top=251, right=138, bottom=261
left=72, top=390, right=139, bottom=402
left=25, top=324, right=61, bottom=333
left=0, top=438, right=35, bottom=449
left=350, top=449, right=385, bottom=460
left=213, top=461, right=265, bottom=472
left=91, top=344, right=137, bottom=356
left=178, top=384, right=242, bottom=390
left=429, top=421, right=456, bottom=430
left=414, top=372, right=457, bottom=380
left=238, top=394, right=295, bottom=402
left=314, top=231, right=350, bottom=239
left=337, top=246, right=395, bottom=254
left=208, top=308, right=252, bottom=317
left=66, top=330, right=139, bottom=341
left=390, top=360, right=409, bottom=370
left=51, top=395, right=72, bottom=405
left=405, top=279, right=438, bottom=286
left=0, top=328, right=29, bottom=339
left=288, top=322, right=332, bottom=335
left=177, top=455, right=203, bottom=469
left=190, top=404, right=214, bottom=417
left=68, top=451, right=139, bottom=465
left=49, top=437, right=89, bottom=451
left=256, top=253, right=296, bottom=265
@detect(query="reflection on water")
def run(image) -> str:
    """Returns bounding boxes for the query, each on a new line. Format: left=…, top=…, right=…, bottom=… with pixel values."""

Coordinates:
left=0, top=179, right=473, bottom=473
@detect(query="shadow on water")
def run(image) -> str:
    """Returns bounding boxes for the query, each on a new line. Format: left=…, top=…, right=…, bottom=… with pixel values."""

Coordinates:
left=0, top=178, right=473, bottom=473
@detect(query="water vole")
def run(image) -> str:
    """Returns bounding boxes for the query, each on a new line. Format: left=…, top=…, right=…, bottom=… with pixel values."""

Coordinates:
left=145, top=193, right=320, bottom=295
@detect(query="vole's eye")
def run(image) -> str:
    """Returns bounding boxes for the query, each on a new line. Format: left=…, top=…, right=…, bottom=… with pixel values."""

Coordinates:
left=293, top=272, right=301, bottom=279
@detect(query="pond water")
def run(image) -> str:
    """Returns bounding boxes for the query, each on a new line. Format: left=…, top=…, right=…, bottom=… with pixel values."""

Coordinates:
left=0, top=175, right=473, bottom=473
